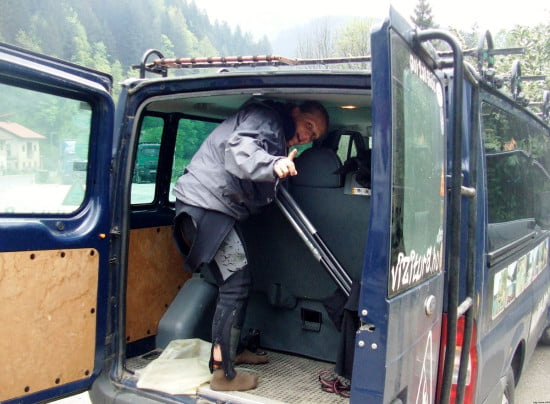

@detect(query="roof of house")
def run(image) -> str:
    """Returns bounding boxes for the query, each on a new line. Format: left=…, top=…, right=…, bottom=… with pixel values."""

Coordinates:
left=0, top=122, right=46, bottom=140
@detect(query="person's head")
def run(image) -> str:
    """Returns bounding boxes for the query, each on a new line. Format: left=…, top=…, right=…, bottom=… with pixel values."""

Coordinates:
left=287, top=101, right=329, bottom=146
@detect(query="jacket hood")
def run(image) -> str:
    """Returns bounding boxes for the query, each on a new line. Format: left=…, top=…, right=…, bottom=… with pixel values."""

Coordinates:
left=246, top=99, right=296, bottom=143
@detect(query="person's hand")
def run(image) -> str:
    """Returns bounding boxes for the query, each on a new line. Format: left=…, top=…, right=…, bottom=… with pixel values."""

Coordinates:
left=274, top=149, right=298, bottom=179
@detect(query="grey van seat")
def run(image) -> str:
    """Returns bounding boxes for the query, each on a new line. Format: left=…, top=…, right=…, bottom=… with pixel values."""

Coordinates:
left=290, top=147, right=370, bottom=282
left=291, top=147, right=343, bottom=188
left=242, top=147, right=370, bottom=300
left=242, top=146, right=370, bottom=299
left=242, top=147, right=347, bottom=303
left=239, top=145, right=370, bottom=361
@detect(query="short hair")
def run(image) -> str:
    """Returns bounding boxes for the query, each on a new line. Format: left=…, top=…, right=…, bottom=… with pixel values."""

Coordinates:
left=298, top=100, right=330, bottom=131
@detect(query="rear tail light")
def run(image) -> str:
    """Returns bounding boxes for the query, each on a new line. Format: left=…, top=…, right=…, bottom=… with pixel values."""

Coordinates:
left=437, top=314, right=478, bottom=403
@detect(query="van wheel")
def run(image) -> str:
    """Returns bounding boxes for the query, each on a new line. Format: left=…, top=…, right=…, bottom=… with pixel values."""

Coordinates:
left=502, top=368, right=515, bottom=404
left=540, top=326, right=550, bottom=345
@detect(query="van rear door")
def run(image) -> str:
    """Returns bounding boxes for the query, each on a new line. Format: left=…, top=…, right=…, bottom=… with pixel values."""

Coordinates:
left=0, top=43, right=113, bottom=403
left=352, top=8, right=447, bottom=402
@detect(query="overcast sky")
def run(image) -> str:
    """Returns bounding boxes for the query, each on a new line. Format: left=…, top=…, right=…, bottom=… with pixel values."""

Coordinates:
left=195, top=0, right=549, bottom=40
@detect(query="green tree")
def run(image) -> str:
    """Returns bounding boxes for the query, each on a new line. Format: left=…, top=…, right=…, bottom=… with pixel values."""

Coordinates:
left=0, top=0, right=33, bottom=44
left=296, top=16, right=373, bottom=68
left=448, top=23, right=482, bottom=50
left=501, top=23, right=550, bottom=106
left=14, top=30, right=42, bottom=53
left=197, top=37, right=217, bottom=57
left=160, top=34, right=176, bottom=59
left=0, top=0, right=272, bottom=72
left=334, top=18, right=373, bottom=58
left=451, top=21, right=549, bottom=111
left=66, top=8, right=93, bottom=66
left=412, top=0, right=438, bottom=29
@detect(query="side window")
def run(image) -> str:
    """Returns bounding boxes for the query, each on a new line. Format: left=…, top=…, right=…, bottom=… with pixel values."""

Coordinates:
left=319, top=130, right=370, bottom=164
left=335, top=133, right=360, bottom=162
left=169, top=117, right=217, bottom=202
left=482, top=102, right=550, bottom=250
left=131, top=115, right=163, bottom=204
left=0, top=82, right=91, bottom=214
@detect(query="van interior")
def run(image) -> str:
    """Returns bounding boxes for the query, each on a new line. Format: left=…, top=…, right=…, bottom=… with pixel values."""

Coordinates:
left=123, top=87, right=373, bottom=402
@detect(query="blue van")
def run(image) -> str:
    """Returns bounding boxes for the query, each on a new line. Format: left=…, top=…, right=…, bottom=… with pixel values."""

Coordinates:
left=0, top=8, right=548, bottom=404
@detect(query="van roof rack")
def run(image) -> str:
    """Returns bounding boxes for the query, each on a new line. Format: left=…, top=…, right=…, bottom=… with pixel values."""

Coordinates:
left=135, top=32, right=549, bottom=122
left=133, top=49, right=372, bottom=78
left=438, top=30, right=549, bottom=121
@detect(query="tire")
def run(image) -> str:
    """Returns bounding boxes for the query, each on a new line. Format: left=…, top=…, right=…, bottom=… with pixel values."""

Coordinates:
left=540, top=326, right=550, bottom=345
left=502, top=367, right=515, bottom=404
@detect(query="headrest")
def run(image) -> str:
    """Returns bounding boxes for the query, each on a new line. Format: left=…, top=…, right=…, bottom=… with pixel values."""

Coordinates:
left=317, top=130, right=367, bottom=152
left=291, top=147, right=343, bottom=188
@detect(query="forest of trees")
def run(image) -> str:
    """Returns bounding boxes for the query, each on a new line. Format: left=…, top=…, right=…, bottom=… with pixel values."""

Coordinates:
left=0, top=0, right=271, bottom=93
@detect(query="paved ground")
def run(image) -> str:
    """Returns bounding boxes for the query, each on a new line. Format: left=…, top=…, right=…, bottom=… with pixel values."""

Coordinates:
left=515, top=342, right=550, bottom=404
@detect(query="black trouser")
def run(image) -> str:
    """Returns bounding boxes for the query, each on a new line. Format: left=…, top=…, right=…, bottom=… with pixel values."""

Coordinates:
left=210, top=266, right=251, bottom=379
left=177, top=213, right=251, bottom=379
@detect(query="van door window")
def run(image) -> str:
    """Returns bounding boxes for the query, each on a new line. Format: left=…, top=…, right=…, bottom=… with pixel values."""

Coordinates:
left=169, top=117, right=216, bottom=202
left=388, top=33, right=446, bottom=297
left=131, top=115, right=163, bottom=204
left=0, top=82, right=91, bottom=214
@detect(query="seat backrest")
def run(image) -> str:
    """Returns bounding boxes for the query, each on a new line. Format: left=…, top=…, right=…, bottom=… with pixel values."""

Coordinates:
left=240, top=147, right=349, bottom=303
left=241, top=145, right=370, bottom=301
left=290, top=146, right=370, bottom=282
left=291, top=147, right=343, bottom=188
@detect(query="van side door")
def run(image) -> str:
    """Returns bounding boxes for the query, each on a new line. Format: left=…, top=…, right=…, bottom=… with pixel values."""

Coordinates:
left=0, top=43, right=113, bottom=403
left=352, top=9, right=447, bottom=402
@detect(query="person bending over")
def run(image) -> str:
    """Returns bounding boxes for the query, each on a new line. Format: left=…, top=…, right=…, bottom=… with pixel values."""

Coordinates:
left=173, top=99, right=328, bottom=391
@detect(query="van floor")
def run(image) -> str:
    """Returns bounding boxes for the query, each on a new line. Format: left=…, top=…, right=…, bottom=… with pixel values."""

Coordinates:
left=127, top=350, right=349, bottom=404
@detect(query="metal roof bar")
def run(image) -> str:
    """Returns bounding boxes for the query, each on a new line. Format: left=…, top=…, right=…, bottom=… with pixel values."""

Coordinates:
left=150, top=55, right=372, bottom=69
left=133, top=51, right=372, bottom=77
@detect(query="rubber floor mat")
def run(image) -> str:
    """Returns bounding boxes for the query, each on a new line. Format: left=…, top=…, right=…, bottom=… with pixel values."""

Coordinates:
left=198, top=351, right=350, bottom=403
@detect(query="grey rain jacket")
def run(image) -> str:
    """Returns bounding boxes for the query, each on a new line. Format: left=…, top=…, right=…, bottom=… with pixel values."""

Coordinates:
left=173, top=100, right=295, bottom=221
